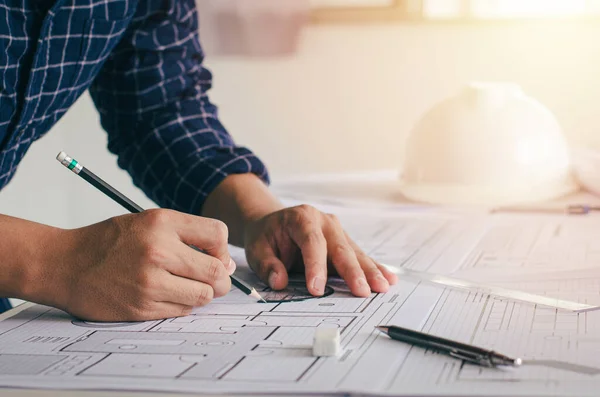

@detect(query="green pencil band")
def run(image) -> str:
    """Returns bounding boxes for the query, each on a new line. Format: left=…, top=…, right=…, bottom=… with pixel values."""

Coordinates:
left=57, top=152, right=83, bottom=174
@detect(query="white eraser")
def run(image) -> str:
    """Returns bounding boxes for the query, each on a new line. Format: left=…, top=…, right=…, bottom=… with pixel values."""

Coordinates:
left=56, top=151, right=67, bottom=162
left=313, top=328, right=341, bottom=357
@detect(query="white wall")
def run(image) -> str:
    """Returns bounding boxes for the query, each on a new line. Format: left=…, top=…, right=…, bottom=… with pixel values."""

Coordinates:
left=2, top=21, right=600, bottom=228
left=208, top=21, right=600, bottom=176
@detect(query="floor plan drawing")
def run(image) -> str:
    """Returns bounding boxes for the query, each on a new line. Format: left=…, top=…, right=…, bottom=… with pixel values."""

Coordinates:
left=2, top=207, right=600, bottom=396
left=0, top=273, right=421, bottom=394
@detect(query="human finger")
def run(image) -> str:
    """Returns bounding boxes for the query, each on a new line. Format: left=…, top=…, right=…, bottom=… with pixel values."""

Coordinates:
left=246, top=236, right=290, bottom=291
left=286, top=206, right=328, bottom=296
left=142, top=209, right=236, bottom=274
left=324, top=215, right=371, bottom=297
left=155, top=272, right=216, bottom=307
left=345, top=233, right=398, bottom=287
left=148, top=302, right=194, bottom=320
left=168, top=246, right=231, bottom=297
left=375, top=262, right=399, bottom=285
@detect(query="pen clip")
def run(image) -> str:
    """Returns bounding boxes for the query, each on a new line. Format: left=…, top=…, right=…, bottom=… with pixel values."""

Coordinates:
left=448, top=350, right=492, bottom=367
left=568, top=205, right=590, bottom=215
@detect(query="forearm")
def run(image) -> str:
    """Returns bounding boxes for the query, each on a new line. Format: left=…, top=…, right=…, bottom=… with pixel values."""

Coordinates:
left=201, top=174, right=284, bottom=247
left=0, top=215, right=70, bottom=308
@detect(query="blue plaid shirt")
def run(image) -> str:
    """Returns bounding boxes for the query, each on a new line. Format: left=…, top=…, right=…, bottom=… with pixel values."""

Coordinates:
left=0, top=0, right=270, bottom=312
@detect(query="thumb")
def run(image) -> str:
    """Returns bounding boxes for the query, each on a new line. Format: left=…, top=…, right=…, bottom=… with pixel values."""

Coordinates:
left=246, top=238, right=289, bottom=291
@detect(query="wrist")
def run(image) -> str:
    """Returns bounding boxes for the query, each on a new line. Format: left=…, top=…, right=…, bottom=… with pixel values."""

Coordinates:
left=202, top=173, right=283, bottom=246
left=239, top=194, right=283, bottom=225
left=16, top=226, right=76, bottom=312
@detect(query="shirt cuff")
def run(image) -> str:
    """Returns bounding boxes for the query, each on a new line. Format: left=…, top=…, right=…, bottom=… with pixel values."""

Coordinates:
left=156, top=146, right=270, bottom=214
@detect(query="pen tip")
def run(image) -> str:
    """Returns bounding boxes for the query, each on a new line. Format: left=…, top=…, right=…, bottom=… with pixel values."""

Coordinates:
left=375, top=326, right=388, bottom=333
left=514, top=358, right=522, bottom=367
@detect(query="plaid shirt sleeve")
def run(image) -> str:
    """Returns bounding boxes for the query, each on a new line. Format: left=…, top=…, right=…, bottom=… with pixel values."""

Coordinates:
left=88, top=0, right=270, bottom=214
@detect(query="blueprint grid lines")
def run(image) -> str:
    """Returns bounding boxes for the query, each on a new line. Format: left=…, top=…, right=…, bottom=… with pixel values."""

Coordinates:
left=2, top=210, right=600, bottom=395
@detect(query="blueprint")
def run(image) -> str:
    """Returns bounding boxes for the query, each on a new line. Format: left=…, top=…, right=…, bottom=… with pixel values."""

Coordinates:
left=1, top=205, right=600, bottom=396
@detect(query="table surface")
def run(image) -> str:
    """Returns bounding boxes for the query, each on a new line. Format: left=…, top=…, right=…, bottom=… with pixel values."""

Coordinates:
left=3, top=170, right=599, bottom=397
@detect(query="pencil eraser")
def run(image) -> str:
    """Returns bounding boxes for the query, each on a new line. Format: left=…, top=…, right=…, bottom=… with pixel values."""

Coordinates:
left=56, top=152, right=67, bottom=162
left=313, top=328, right=341, bottom=357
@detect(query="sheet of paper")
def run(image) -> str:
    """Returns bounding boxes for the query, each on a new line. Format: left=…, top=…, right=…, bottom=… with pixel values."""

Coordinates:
left=450, top=212, right=600, bottom=307
left=1, top=204, right=600, bottom=396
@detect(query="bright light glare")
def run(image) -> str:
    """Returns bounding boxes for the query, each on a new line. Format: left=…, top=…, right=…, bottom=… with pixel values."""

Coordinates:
left=472, top=0, right=587, bottom=18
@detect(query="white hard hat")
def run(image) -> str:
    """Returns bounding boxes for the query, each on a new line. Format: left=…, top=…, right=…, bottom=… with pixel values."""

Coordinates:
left=399, top=82, right=578, bottom=206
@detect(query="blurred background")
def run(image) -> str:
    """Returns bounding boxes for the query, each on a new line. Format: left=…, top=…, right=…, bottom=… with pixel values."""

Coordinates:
left=2, top=0, right=600, bottom=229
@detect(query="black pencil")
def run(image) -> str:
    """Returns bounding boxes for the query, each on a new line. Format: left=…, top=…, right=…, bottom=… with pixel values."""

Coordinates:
left=56, top=151, right=266, bottom=303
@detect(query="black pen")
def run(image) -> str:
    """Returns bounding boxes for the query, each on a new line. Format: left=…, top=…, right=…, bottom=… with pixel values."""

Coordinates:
left=376, top=325, right=522, bottom=368
left=492, top=204, right=600, bottom=215
left=56, top=151, right=267, bottom=303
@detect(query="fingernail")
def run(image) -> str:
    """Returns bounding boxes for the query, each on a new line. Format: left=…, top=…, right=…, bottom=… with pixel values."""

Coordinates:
left=227, top=258, right=237, bottom=275
left=356, top=278, right=370, bottom=294
left=268, top=271, right=278, bottom=288
left=312, top=277, right=326, bottom=295
left=376, top=275, right=389, bottom=287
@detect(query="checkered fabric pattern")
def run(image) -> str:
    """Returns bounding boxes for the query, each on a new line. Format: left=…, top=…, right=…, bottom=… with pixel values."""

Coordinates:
left=0, top=0, right=270, bottom=214
left=0, top=0, right=270, bottom=313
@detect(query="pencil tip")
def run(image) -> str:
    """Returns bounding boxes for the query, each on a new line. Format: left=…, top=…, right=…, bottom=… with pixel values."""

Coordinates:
left=250, top=289, right=267, bottom=303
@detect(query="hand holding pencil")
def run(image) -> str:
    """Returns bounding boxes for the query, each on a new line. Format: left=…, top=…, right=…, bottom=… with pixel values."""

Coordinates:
left=54, top=152, right=264, bottom=322
left=59, top=209, right=235, bottom=321
left=54, top=150, right=396, bottom=321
